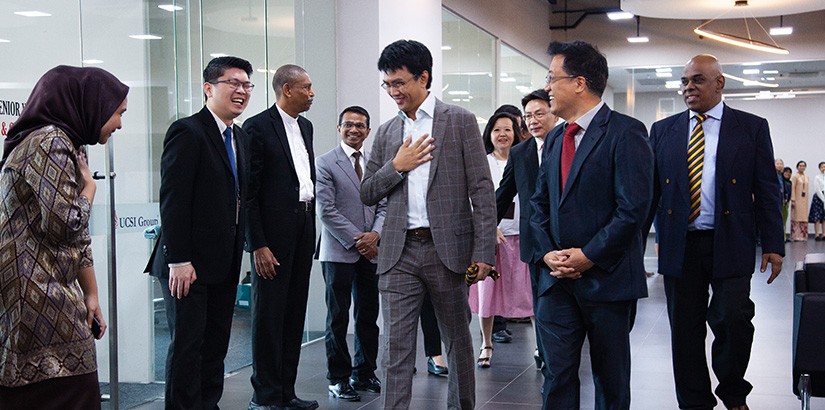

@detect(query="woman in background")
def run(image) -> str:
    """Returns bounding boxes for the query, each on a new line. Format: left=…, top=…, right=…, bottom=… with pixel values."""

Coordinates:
left=469, top=112, right=534, bottom=368
left=0, top=65, right=128, bottom=409
left=791, top=160, right=810, bottom=241
left=782, top=167, right=793, bottom=241
left=809, top=161, right=825, bottom=241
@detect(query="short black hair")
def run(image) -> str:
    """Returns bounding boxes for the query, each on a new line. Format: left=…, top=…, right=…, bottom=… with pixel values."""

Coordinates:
left=494, top=104, right=522, bottom=118
left=482, top=112, right=520, bottom=154
left=546, top=40, right=608, bottom=98
left=378, top=40, right=433, bottom=89
left=203, top=56, right=253, bottom=84
left=338, top=105, right=370, bottom=128
left=798, top=160, right=807, bottom=168
left=272, top=64, right=308, bottom=98
left=521, top=89, right=551, bottom=109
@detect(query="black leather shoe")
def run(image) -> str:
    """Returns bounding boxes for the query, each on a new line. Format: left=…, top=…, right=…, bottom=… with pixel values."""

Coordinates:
left=284, top=397, right=319, bottom=409
left=427, top=357, right=448, bottom=376
left=328, top=382, right=360, bottom=401
left=491, top=329, right=513, bottom=343
left=248, top=401, right=284, bottom=410
left=350, top=376, right=381, bottom=393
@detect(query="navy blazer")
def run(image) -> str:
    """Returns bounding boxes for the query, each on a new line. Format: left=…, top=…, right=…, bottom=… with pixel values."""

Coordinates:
left=530, top=104, right=653, bottom=302
left=646, top=104, right=784, bottom=279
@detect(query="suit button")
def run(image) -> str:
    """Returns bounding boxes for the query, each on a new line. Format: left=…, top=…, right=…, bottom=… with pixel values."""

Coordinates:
left=732, top=179, right=737, bottom=184
left=667, top=210, right=673, bottom=215
left=724, top=210, right=730, bottom=215
left=665, top=178, right=670, bottom=184
left=295, top=186, right=299, bottom=191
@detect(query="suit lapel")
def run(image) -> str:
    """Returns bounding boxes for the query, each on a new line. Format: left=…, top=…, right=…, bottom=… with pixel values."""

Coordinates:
left=561, top=105, right=610, bottom=204
left=334, top=145, right=361, bottom=189
left=427, top=100, right=448, bottom=191
left=269, top=106, right=297, bottom=173
left=197, top=107, right=234, bottom=177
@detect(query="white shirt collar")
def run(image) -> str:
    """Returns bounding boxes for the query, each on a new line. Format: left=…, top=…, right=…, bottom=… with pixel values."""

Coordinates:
left=570, top=100, right=604, bottom=131
left=340, top=141, right=364, bottom=158
left=690, top=100, right=724, bottom=121
left=206, top=106, right=230, bottom=134
left=276, top=103, right=299, bottom=127
left=397, top=92, right=436, bottom=121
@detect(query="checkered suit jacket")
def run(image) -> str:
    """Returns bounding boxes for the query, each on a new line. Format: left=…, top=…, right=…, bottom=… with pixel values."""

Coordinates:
left=361, top=98, right=496, bottom=274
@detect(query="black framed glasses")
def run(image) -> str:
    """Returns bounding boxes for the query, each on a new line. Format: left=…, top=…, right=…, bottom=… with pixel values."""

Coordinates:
left=544, top=74, right=579, bottom=84
left=340, top=121, right=367, bottom=130
left=523, top=111, right=548, bottom=122
left=211, top=79, right=255, bottom=92
left=381, top=76, right=417, bottom=90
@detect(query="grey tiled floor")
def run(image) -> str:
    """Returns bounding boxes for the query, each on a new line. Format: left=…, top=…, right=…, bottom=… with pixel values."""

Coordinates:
left=128, top=238, right=825, bottom=409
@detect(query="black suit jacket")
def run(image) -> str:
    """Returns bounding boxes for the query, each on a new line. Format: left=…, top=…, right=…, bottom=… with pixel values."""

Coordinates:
left=530, top=104, right=653, bottom=302
left=496, top=132, right=559, bottom=263
left=242, top=104, right=316, bottom=253
left=152, top=106, right=247, bottom=284
left=646, top=104, right=784, bottom=278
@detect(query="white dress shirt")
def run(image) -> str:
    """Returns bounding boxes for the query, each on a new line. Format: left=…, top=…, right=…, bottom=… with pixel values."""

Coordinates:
left=688, top=100, right=724, bottom=231
left=401, top=93, right=436, bottom=229
left=276, top=103, right=314, bottom=202
left=340, top=141, right=367, bottom=177
left=567, top=101, right=605, bottom=149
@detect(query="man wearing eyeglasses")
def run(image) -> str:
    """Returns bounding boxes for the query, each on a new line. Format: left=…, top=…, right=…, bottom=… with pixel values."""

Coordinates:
left=494, top=89, right=559, bottom=371
left=361, top=39, right=496, bottom=410
left=242, top=64, right=319, bottom=410
left=530, top=40, right=653, bottom=409
left=315, top=106, right=386, bottom=402
left=156, top=56, right=252, bottom=409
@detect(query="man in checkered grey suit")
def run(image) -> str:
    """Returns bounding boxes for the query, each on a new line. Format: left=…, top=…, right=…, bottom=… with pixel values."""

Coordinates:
left=361, top=39, right=497, bottom=410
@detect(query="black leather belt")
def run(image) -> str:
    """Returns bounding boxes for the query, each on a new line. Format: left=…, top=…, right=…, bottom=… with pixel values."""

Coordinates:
left=298, top=201, right=313, bottom=212
left=407, top=227, right=432, bottom=239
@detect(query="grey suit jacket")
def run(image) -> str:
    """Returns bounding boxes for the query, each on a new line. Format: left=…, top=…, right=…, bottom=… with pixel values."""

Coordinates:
left=361, top=98, right=497, bottom=275
left=316, top=145, right=386, bottom=263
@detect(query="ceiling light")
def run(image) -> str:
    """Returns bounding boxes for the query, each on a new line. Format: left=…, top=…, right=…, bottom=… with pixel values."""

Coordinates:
left=500, top=77, right=516, bottom=83
left=441, top=45, right=452, bottom=51
left=0, top=39, right=10, bottom=43
left=627, top=16, right=649, bottom=44
left=765, top=77, right=776, bottom=81
left=607, top=11, right=634, bottom=20
left=158, top=4, right=184, bottom=12
left=665, top=81, right=681, bottom=89
left=451, top=98, right=462, bottom=102
left=762, top=70, right=779, bottom=74
left=210, top=53, right=229, bottom=58
left=462, top=99, right=470, bottom=102
left=694, top=28, right=789, bottom=55
left=130, top=34, right=163, bottom=40
left=14, top=11, right=51, bottom=17
left=742, top=68, right=760, bottom=75
left=656, top=72, right=672, bottom=78
left=723, top=72, right=778, bottom=88
left=655, top=68, right=672, bottom=73
left=447, top=91, right=469, bottom=95
left=82, top=59, right=103, bottom=64
left=769, top=16, right=793, bottom=36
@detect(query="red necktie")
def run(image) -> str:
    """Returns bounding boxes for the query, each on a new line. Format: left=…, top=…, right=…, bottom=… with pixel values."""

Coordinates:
left=560, top=122, right=581, bottom=190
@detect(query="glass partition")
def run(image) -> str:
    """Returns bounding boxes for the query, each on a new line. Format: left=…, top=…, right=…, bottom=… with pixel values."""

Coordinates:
left=498, top=43, right=547, bottom=112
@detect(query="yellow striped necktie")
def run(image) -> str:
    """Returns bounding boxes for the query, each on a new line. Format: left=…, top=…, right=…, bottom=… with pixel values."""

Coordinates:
left=688, top=113, right=707, bottom=223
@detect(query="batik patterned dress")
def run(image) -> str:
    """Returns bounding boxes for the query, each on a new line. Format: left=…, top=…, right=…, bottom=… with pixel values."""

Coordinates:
left=0, top=125, right=96, bottom=388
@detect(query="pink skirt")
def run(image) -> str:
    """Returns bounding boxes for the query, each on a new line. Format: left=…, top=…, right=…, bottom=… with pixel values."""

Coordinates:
left=468, top=235, right=534, bottom=318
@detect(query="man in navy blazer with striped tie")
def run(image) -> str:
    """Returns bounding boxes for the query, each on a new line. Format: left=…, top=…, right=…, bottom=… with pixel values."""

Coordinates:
left=645, top=54, right=783, bottom=410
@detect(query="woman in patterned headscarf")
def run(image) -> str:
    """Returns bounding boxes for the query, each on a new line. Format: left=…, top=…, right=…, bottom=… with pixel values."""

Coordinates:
left=0, top=65, right=128, bottom=409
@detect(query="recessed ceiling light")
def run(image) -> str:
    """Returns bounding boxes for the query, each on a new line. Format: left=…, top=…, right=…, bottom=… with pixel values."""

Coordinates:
left=763, top=70, right=779, bottom=74
left=15, top=11, right=51, bottom=17
left=210, top=53, right=229, bottom=58
left=0, top=39, right=10, bottom=43
left=441, top=45, right=452, bottom=51
left=82, top=59, right=104, bottom=64
left=655, top=68, right=672, bottom=73
left=447, top=90, right=469, bottom=95
left=665, top=81, right=681, bottom=89
left=451, top=98, right=462, bottom=102
left=769, top=27, right=793, bottom=36
left=500, top=77, right=516, bottom=83
left=742, top=68, right=760, bottom=75
left=607, top=11, right=634, bottom=20
left=765, top=77, right=776, bottom=81
left=130, top=34, right=163, bottom=40
left=158, top=4, right=184, bottom=12
left=656, top=72, right=672, bottom=78
left=627, top=36, right=649, bottom=43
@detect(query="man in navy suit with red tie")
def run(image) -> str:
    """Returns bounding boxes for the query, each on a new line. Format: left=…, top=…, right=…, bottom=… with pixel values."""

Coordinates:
left=646, top=54, right=783, bottom=410
left=530, top=40, right=653, bottom=409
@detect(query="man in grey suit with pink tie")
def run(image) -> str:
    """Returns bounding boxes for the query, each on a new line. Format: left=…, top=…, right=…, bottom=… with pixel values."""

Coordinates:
left=361, top=39, right=497, bottom=410
left=316, top=106, right=386, bottom=402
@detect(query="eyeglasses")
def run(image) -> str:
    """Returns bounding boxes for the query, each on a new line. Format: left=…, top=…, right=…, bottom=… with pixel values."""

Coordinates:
left=340, top=121, right=367, bottom=130
left=523, top=111, right=548, bottom=122
left=544, top=74, right=579, bottom=84
left=381, top=76, right=417, bottom=91
left=211, top=79, right=255, bottom=92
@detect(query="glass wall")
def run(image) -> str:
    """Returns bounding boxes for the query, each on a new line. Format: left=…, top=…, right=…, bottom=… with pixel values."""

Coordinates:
left=442, top=8, right=547, bottom=127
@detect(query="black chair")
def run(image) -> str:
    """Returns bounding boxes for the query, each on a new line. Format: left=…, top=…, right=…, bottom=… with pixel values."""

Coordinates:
left=793, top=253, right=825, bottom=409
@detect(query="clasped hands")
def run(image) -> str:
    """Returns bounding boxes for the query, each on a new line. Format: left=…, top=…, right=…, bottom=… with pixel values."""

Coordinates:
left=355, top=231, right=379, bottom=260
left=542, top=248, right=594, bottom=279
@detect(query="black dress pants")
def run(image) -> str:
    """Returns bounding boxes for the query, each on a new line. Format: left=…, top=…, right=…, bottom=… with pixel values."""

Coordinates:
left=664, top=230, right=755, bottom=409
left=322, top=257, right=380, bottom=383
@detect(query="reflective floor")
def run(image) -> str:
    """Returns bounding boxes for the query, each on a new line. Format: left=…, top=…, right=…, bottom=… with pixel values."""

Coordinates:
left=123, top=237, right=825, bottom=409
